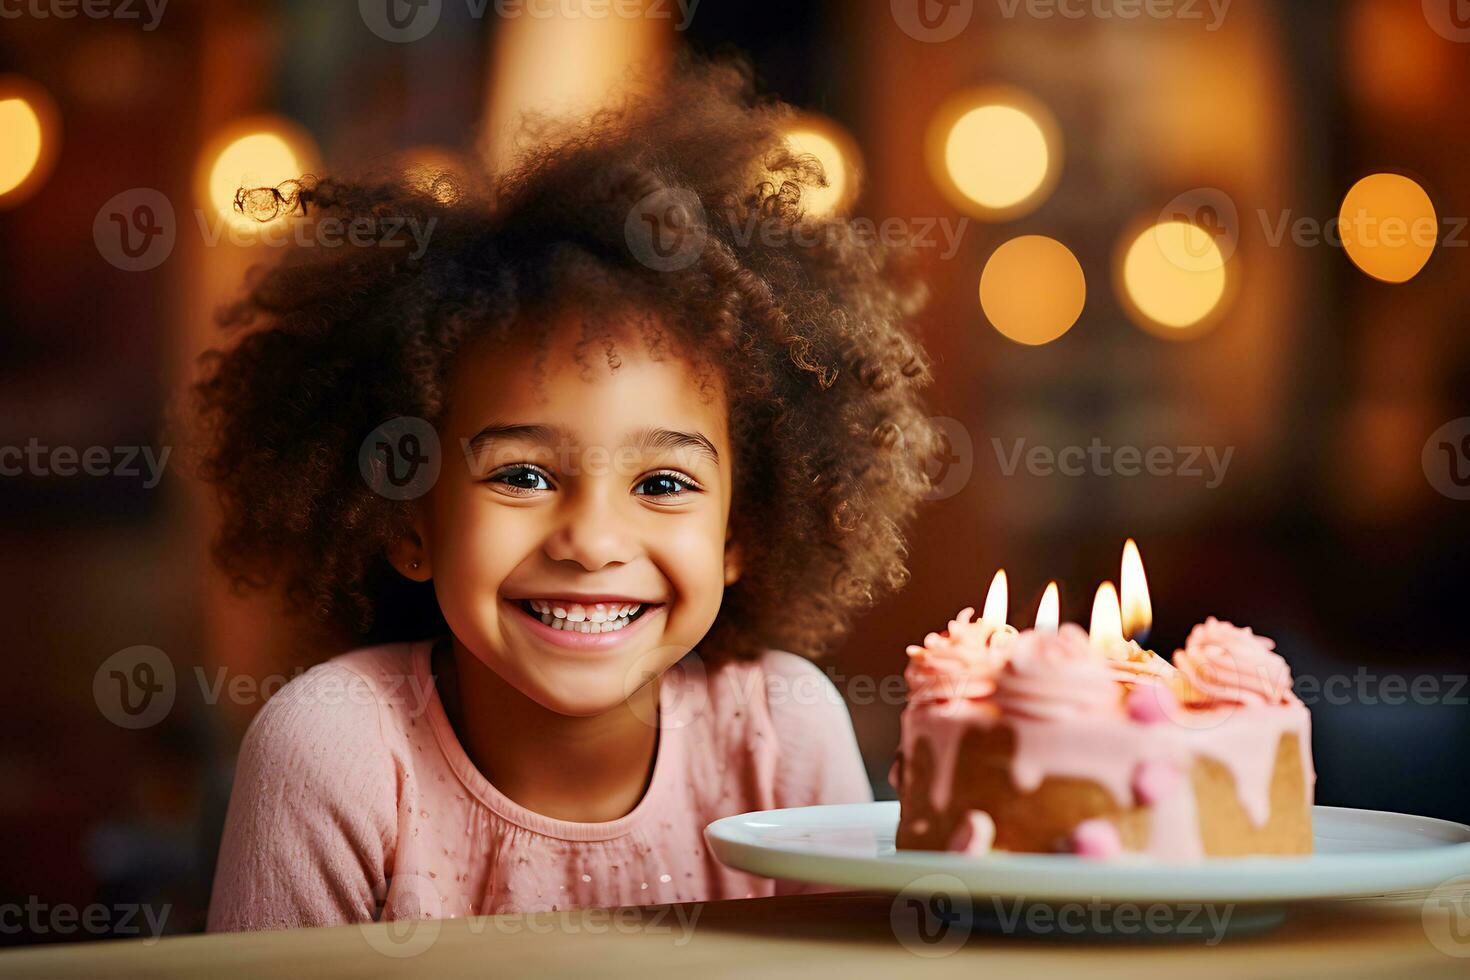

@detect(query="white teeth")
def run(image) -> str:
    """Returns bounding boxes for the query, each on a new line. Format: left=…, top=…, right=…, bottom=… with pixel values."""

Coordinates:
left=522, top=598, right=646, bottom=634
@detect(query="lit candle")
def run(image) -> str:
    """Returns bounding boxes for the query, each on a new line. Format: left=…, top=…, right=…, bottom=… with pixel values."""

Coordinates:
left=1035, top=581, right=1059, bottom=632
left=981, top=569, right=1008, bottom=630
left=1120, top=538, right=1153, bottom=646
left=1089, top=581, right=1124, bottom=651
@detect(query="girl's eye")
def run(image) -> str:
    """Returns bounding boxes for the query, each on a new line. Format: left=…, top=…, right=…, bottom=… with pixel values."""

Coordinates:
left=487, top=465, right=552, bottom=494
left=635, top=471, right=701, bottom=499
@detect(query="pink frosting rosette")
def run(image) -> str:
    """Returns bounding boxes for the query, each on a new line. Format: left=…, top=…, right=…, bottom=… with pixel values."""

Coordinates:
left=993, top=623, right=1122, bottom=721
left=1172, top=617, right=1293, bottom=707
left=904, top=607, right=1015, bottom=704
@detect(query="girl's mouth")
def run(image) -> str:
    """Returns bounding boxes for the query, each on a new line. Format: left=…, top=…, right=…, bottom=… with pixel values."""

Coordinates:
left=518, top=598, right=651, bottom=633
left=503, top=596, right=663, bottom=650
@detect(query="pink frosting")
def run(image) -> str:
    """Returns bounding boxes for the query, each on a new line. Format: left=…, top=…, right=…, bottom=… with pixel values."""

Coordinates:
left=904, top=607, right=1014, bottom=704
left=1132, top=760, right=1184, bottom=806
left=948, top=810, right=995, bottom=856
left=1102, top=642, right=1179, bottom=686
left=992, top=624, right=1122, bottom=721
left=1125, top=682, right=1180, bottom=724
left=1173, top=617, right=1293, bottom=707
left=1071, top=818, right=1122, bottom=859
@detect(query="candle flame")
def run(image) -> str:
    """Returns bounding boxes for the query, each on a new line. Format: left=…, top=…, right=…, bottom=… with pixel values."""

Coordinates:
left=1035, top=581, right=1059, bottom=632
left=981, top=569, right=1008, bottom=629
left=1120, top=538, right=1153, bottom=641
left=1089, top=581, right=1123, bottom=648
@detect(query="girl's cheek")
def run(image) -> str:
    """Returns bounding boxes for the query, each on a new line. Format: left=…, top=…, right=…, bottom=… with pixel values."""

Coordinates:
left=432, top=492, right=533, bottom=590
left=650, top=518, right=728, bottom=603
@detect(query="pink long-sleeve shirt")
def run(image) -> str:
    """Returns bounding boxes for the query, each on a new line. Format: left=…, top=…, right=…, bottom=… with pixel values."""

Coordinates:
left=206, top=640, right=873, bottom=931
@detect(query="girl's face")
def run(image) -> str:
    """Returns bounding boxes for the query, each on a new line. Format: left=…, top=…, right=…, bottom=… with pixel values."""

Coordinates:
left=409, top=311, right=740, bottom=717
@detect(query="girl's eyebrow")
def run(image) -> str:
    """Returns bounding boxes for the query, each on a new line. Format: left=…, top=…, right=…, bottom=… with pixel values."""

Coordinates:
left=467, top=422, right=720, bottom=466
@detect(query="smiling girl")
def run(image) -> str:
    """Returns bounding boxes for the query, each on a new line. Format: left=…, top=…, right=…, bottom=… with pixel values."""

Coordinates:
left=199, top=59, right=939, bottom=929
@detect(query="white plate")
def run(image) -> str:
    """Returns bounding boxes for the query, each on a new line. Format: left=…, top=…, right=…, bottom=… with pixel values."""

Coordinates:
left=705, top=801, right=1470, bottom=903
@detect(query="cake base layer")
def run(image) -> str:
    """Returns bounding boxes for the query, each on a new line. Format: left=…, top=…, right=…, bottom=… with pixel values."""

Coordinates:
left=895, top=711, right=1312, bottom=858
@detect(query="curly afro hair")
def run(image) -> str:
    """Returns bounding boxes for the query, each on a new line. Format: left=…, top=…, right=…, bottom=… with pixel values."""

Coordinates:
left=193, top=56, right=942, bottom=663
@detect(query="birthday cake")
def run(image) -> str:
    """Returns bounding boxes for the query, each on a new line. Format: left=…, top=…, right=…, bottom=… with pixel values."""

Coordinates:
left=891, top=584, right=1314, bottom=861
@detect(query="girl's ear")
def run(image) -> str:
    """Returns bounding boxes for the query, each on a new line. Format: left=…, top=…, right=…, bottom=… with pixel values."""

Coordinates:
left=723, top=530, right=743, bottom=586
left=389, top=514, right=433, bottom=582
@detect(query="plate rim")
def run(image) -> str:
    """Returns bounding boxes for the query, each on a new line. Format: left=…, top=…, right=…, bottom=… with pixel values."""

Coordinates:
left=704, top=801, right=1470, bottom=903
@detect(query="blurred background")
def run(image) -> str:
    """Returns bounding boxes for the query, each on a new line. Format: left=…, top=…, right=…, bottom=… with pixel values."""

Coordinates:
left=2, top=0, right=1469, bottom=946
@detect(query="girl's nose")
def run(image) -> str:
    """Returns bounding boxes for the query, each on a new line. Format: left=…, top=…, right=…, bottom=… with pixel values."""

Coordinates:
left=542, top=487, right=637, bottom=571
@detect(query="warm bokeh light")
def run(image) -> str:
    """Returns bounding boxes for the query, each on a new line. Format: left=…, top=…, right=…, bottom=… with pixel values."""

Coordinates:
left=1088, top=581, right=1123, bottom=649
left=1120, top=538, right=1153, bottom=642
left=0, top=98, right=42, bottom=197
left=979, top=235, right=1086, bottom=345
left=784, top=122, right=859, bottom=217
left=1120, top=220, right=1228, bottom=333
left=0, top=77, right=59, bottom=208
left=927, top=89, right=1060, bottom=220
left=1035, top=582, right=1060, bottom=633
left=480, top=4, right=665, bottom=172
left=981, top=569, right=1008, bottom=628
left=1339, top=173, right=1438, bottom=283
left=198, top=119, right=318, bottom=233
left=946, top=106, right=1048, bottom=212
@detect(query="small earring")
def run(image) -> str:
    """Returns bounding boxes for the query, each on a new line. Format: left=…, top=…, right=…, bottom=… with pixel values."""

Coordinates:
left=411, top=559, right=421, bottom=570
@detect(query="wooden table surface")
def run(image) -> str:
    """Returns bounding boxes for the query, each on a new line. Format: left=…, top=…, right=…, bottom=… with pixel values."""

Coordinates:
left=5, top=884, right=1469, bottom=978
